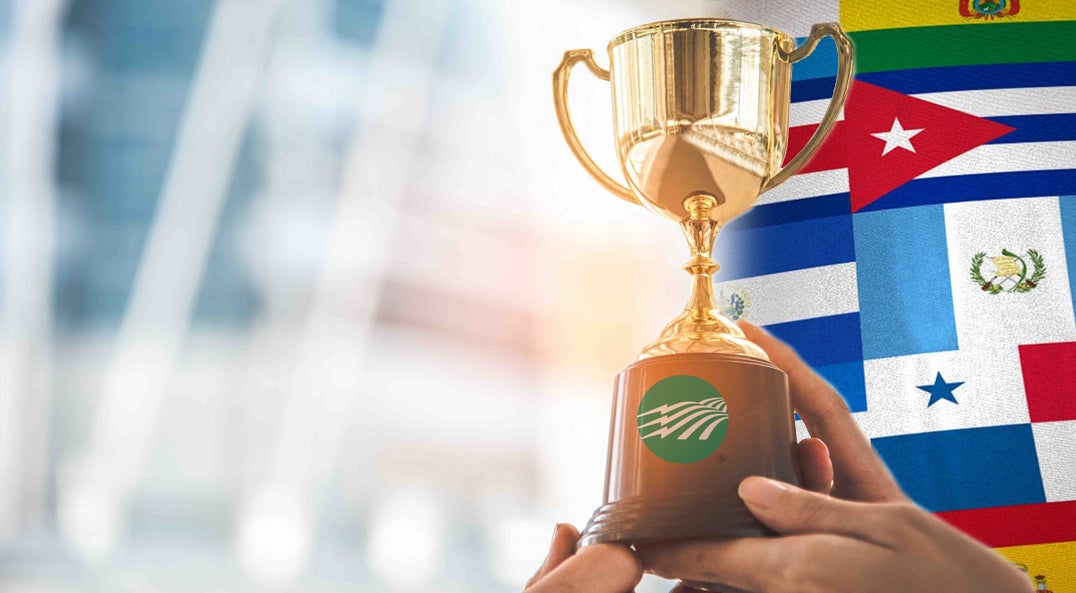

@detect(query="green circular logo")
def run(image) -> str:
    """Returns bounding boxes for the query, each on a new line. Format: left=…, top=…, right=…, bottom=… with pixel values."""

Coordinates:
left=637, top=375, right=729, bottom=464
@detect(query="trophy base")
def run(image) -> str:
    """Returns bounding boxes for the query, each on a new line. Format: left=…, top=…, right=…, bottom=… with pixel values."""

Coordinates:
left=580, top=492, right=773, bottom=546
left=579, top=352, right=799, bottom=582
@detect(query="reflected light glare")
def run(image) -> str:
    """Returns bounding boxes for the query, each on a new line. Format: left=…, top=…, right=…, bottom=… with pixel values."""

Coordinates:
left=368, top=489, right=445, bottom=591
left=236, top=483, right=313, bottom=586
left=99, top=342, right=171, bottom=438
left=58, top=482, right=120, bottom=564
left=489, top=516, right=549, bottom=587
left=637, top=573, right=679, bottom=593
left=308, top=339, right=363, bottom=416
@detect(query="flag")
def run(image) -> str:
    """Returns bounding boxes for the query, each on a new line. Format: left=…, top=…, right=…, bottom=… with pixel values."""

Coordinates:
left=714, top=1, right=1076, bottom=587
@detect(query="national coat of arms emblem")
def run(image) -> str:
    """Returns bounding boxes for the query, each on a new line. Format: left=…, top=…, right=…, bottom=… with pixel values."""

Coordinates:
left=715, top=285, right=749, bottom=321
left=970, top=248, right=1046, bottom=294
left=959, top=0, right=1022, bottom=20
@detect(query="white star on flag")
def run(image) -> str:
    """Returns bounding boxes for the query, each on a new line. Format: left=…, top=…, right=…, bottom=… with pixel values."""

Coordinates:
left=871, top=117, right=925, bottom=156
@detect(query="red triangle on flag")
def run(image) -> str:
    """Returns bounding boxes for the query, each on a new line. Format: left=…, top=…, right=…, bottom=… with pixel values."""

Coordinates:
left=843, top=81, right=1015, bottom=211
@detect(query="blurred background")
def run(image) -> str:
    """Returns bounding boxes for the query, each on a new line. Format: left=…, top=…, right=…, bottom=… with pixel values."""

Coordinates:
left=0, top=0, right=805, bottom=590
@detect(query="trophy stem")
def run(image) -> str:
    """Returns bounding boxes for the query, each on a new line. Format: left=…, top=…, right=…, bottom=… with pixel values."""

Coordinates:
left=682, top=194, right=721, bottom=315
left=639, top=194, right=768, bottom=360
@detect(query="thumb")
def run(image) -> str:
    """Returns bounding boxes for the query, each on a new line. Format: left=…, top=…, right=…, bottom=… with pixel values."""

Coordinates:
left=527, top=544, right=642, bottom=593
left=738, top=476, right=884, bottom=540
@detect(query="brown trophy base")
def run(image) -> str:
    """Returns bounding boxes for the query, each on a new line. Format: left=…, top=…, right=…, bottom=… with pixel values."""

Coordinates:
left=579, top=353, right=799, bottom=588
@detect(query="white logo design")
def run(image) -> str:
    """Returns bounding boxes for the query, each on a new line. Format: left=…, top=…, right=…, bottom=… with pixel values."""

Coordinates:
left=637, top=398, right=728, bottom=441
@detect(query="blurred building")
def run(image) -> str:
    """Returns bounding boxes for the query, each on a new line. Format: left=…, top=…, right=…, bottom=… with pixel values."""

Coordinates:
left=1, top=0, right=725, bottom=591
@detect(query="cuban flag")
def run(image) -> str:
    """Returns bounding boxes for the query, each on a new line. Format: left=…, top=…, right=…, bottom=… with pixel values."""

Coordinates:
left=714, top=0, right=1076, bottom=587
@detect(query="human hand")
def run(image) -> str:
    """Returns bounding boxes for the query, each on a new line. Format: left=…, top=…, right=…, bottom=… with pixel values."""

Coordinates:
left=528, top=433, right=831, bottom=593
left=738, top=320, right=905, bottom=503
left=649, top=478, right=1032, bottom=593
left=524, top=523, right=642, bottom=593
left=640, top=321, right=1032, bottom=593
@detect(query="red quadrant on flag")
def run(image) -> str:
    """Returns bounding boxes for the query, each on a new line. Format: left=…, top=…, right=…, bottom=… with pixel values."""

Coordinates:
left=936, top=500, right=1076, bottom=548
left=785, top=81, right=1015, bottom=211
left=1020, top=342, right=1076, bottom=423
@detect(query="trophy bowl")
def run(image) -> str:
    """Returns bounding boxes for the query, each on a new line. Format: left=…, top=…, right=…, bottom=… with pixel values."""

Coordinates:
left=552, top=17, right=854, bottom=589
left=612, top=19, right=794, bottom=225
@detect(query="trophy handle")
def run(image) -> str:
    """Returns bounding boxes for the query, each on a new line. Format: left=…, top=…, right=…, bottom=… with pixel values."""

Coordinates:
left=553, top=49, right=640, bottom=205
left=763, top=22, right=855, bottom=191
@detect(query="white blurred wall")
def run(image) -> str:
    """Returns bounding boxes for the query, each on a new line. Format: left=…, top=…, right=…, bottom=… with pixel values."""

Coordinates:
left=0, top=1, right=742, bottom=591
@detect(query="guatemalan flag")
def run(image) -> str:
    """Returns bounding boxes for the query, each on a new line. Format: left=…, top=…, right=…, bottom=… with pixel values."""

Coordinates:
left=714, top=0, right=1076, bottom=587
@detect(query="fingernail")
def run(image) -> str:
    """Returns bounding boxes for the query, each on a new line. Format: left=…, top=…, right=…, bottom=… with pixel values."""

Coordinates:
left=549, top=523, right=562, bottom=549
left=738, top=477, right=788, bottom=510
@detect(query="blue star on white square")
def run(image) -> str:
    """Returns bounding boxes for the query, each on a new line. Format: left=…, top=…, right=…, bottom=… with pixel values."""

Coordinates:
left=918, top=372, right=964, bottom=407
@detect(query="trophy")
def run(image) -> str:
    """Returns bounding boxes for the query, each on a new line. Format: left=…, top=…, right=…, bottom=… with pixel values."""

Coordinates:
left=552, top=17, right=854, bottom=564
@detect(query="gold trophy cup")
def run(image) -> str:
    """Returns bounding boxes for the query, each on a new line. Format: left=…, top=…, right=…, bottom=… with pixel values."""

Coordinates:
left=553, top=17, right=853, bottom=569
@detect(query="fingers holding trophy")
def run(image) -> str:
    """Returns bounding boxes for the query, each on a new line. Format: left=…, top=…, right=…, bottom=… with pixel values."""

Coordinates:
left=552, top=18, right=854, bottom=589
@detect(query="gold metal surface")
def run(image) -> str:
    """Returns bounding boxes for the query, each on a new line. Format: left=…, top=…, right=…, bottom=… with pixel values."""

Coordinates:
left=553, top=50, right=639, bottom=204
left=765, top=23, right=854, bottom=190
left=640, top=194, right=766, bottom=358
left=553, top=19, right=854, bottom=358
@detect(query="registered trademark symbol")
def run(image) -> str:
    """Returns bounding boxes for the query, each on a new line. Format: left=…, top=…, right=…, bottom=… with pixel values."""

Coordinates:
left=717, top=453, right=727, bottom=462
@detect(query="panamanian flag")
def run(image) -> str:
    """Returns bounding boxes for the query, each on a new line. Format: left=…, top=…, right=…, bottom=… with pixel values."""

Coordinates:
left=715, top=0, right=1076, bottom=587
